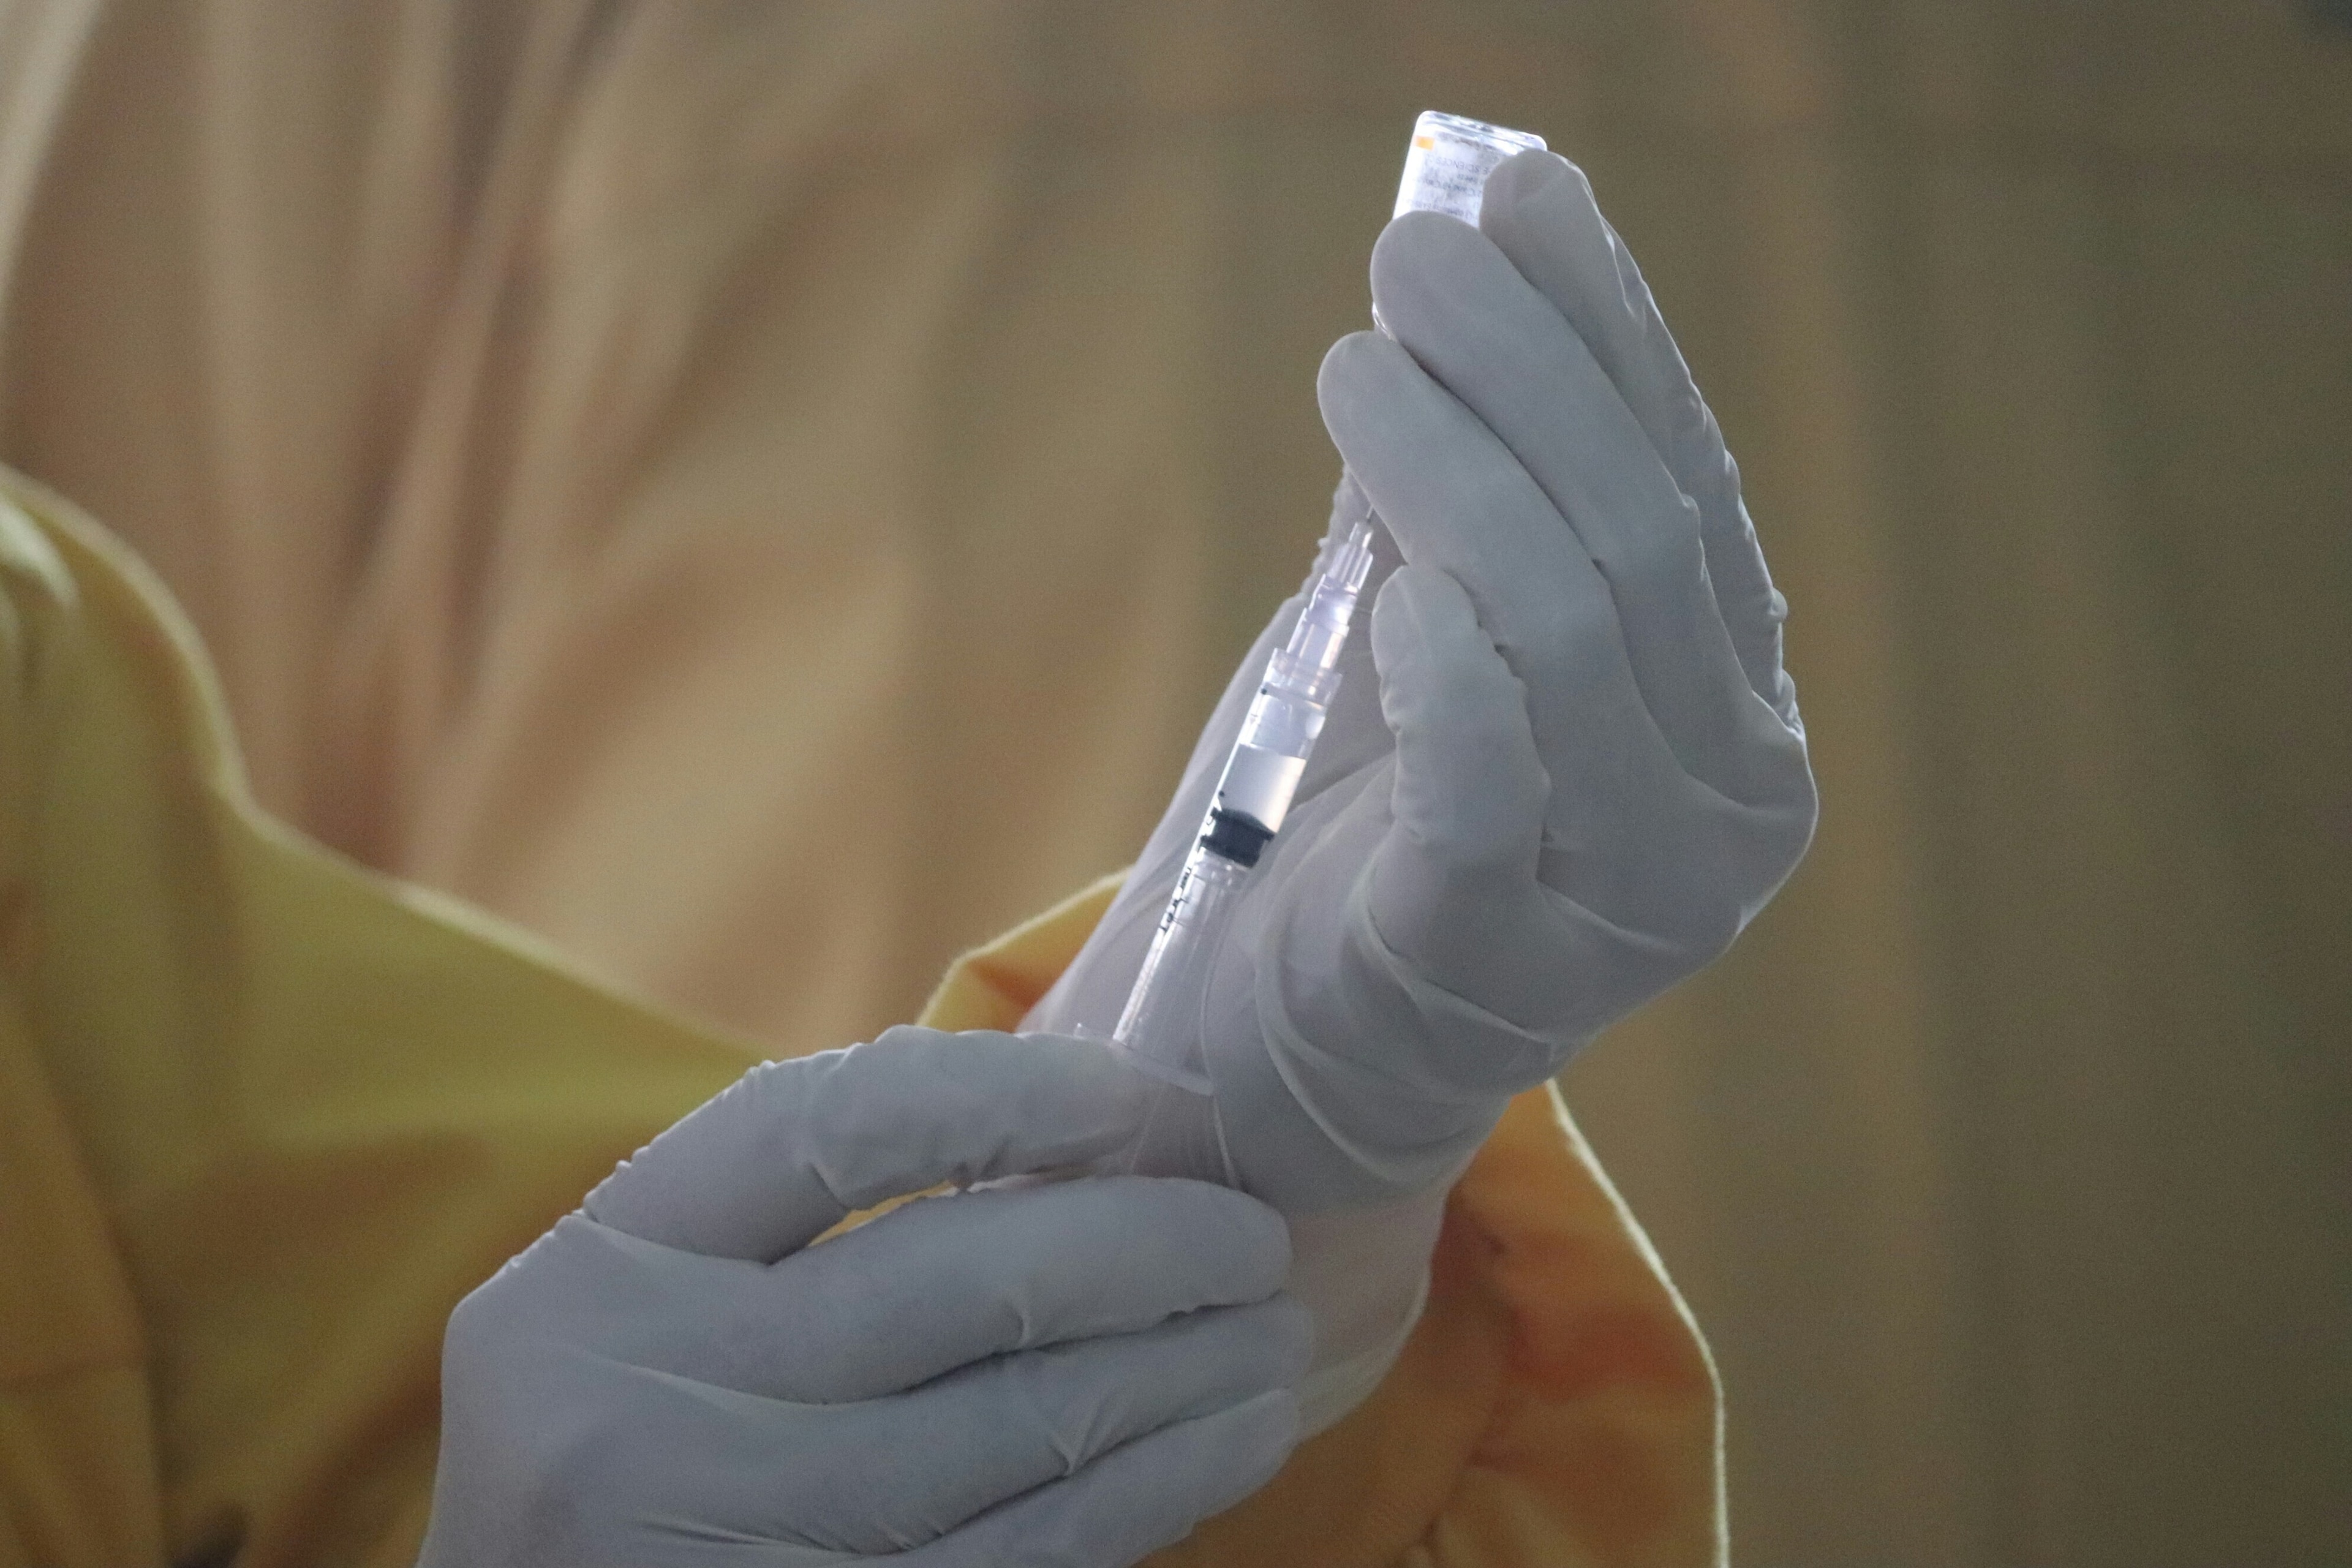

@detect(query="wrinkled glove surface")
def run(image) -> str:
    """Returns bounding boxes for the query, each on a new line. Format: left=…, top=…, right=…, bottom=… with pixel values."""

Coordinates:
left=1029, top=149, right=1817, bottom=1409
left=417, top=1029, right=1307, bottom=1568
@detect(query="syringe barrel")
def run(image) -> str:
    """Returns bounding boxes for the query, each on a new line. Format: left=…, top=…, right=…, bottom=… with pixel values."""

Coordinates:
left=1110, top=846, right=1248, bottom=1091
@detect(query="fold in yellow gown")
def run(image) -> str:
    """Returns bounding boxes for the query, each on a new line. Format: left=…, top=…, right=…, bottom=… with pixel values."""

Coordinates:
left=0, top=473, right=1720, bottom=1566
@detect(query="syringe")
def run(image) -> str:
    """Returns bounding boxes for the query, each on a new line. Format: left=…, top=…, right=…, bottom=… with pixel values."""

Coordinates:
left=1110, top=109, right=1545, bottom=1096
left=1112, top=521, right=1377, bottom=1091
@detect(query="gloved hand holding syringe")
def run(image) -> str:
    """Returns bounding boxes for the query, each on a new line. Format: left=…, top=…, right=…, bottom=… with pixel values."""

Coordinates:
left=1035, top=102, right=1814, bottom=1423
left=1110, top=111, right=1548, bottom=1098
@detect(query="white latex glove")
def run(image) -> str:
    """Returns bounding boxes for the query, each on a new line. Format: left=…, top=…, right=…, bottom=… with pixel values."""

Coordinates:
left=417, top=1028, right=1309, bottom=1568
left=1027, top=150, right=1817, bottom=1418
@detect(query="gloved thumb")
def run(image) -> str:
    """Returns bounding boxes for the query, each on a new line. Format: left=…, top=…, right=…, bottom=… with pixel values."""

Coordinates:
left=584, top=1027, right=1151, bottom=1261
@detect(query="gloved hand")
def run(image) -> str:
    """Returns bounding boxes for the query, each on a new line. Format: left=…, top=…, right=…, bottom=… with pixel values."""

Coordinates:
left=1026, top=149, right=1816, bottom=1415
left=417, top=1028, right=1309, bottom=1568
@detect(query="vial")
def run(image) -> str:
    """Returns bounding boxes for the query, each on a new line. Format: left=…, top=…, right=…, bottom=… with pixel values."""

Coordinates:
left=1392, top=110, right=1547, bottom=222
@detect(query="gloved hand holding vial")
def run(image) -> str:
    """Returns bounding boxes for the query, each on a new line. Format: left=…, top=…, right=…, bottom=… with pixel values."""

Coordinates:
left=1036, top=110, right=1817, bottom=1423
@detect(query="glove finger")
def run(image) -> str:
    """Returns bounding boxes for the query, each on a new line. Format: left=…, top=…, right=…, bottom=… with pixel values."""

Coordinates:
left=1370, top=209, right=1787, bottom=807
left=454, top=1333, right=1288, bottom=1567
left=460, top=1176, right=1290, bottom=1427
left=539, top=1179, right=1288, bottom=1402
left=764, top=1174, right=1291, bottom=1399
left=1481, top=149, right=1798, bottom=727
left=911, top=1389, right=1298, bottom=1568
left=1364, top=564, right=1558, bottom=1022
left=1317, top=328, right=1676, bottom=865
left=584, top=1028, right=1152, bottom=1261
left=752, top=1296, right=1310, bottom=1555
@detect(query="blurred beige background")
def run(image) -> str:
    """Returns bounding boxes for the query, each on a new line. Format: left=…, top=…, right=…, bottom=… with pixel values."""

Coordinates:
left=2, top=2, right=2345, bottom=1564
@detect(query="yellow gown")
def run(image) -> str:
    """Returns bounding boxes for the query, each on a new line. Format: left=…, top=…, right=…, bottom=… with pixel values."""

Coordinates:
left=8, top=3, right=2346, bottom=1556
left=0, top=473, right=1721, bottom=1566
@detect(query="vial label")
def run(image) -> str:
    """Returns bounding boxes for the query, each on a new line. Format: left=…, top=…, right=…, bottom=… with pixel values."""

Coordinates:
left=1393, top=110, right=1548, bottom=222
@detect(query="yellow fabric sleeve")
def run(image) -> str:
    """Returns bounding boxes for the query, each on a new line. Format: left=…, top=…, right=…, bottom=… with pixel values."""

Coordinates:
left=0, top=472, right=1723, bottom=1567
left=0, top=475, right=760, bottom=1567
